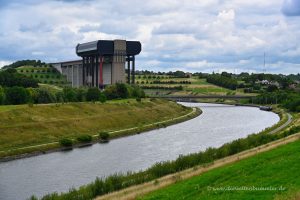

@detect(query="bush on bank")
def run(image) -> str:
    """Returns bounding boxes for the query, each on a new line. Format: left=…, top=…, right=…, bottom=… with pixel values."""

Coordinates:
left=76, top=134, right=93, bottom=143
left=59, top=138, right=73, bottom=147
left=99, top=131, right=109, bottom=141
left=29, top=125, right=300, bottom=200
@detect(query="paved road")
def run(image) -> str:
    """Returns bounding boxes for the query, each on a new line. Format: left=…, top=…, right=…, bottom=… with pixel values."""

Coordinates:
left=269, top=113, right=293, bottom=134
left=159, top=95, right=256, bottom=99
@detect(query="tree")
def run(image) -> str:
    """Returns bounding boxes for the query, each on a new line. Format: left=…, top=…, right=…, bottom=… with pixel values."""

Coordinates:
left=173, top=71, right=186, bottom=78
left=5, top=86, right=29, bottom=105
left=267, top=85, right=278, bottom=92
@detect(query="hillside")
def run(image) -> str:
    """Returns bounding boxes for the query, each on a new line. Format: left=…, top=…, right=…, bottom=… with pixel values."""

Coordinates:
left=135, top=75, right=247, bottom=97
left=16, top=65, right=69, bottom=86
left=2, top=60, right=69, bottom=87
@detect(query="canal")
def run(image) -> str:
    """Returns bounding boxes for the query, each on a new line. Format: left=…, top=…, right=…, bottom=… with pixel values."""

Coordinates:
left=0, top=103, right=280, bottom=200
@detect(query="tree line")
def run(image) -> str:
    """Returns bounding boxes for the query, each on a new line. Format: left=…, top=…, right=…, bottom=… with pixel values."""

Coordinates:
left=250, top=91, right=300, bottom=112
left=151, top=80, right=191, bottom=84
left=0, top=68, right=38, bottom=88
left=0, top=83, right=145, bottom=105
left=206, top=74, right=238, bottom=90
left=140, top=85, right=183, bottom=90
left=2, top=60, right=46, bottom=69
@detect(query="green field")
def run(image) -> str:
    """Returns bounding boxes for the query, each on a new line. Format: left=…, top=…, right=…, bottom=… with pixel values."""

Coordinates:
left=135, top=75, right=246, bottom=96
left=16, top=65, right=69, bottom=86
left=140, top=139, right=300, bottom=200
left=0, top=99, right=193, bottom=155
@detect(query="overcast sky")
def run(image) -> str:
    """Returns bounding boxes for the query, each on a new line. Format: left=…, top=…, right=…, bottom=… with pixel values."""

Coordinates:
left=0, top=0, right=299, bottom=74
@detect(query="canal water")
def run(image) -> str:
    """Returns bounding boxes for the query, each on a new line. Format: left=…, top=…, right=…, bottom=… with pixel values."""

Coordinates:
left=0, top=103, right=280, bottom=200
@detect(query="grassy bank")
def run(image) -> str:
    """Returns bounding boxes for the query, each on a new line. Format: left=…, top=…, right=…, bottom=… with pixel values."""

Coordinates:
left=30, top=107, right=299, bottom=200
left=0, top=98, right=199, bottom=158
left=140, top=136, right=300, bottom=200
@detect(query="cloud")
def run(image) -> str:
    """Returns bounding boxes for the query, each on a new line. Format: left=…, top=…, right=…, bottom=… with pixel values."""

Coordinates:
left=282, top=0, right=300, bottom=16
left=19, top=22, right=53, bottom=32
left=0, top=0, right=299, bottom=74
left=0, top=60, right=12, bottom=68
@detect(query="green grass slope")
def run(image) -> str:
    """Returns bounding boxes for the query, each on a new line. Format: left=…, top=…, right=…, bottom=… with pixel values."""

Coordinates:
left=140, top=139, right=300, bottom=200
left=135, top=75, right=246, bottom=96
left=0, top=99, right=192, bottom=152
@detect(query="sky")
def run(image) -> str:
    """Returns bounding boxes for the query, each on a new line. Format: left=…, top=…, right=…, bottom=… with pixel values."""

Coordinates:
left=0, top=0, right=299, bottom=74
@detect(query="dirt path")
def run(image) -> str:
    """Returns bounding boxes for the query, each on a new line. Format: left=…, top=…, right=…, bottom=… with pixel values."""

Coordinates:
left=269, top=113, right=293, bottom=134
left=95, top=132, right=300, bottom=200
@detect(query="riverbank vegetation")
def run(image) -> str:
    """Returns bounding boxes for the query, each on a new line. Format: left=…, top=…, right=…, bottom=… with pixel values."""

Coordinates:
left=140, top=137, right=300, bottom=200
left=247, top=91, right=300, bottom=112
left=28, top=116, right=300, bottom=200
left=0, top=99, right=195, bottom=158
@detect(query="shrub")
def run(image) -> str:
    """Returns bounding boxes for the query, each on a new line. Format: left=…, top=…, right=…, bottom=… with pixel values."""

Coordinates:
left=77, top=134, right=93, bottom=143
left=59, top=138, right=73, bottom=147
left=63, top=87, right=77, bottom=102
left=99, top=131, right=109, bottom=141
left=5, top=86, right=30, bottom=105
left=0, top=86, right=5, bottom=105
left=76, top=88, right=87, bottom=102
left=99, top=93, right=107, bottom=103
left=136, top=97, right=141, bottom=102
left=35, top=88, right=56, bottom=104
left=86, top=87, right=100, bottom=101
left=116, top=83, right=129, bottom=98
left=28, top=195, right=38, bottom=200
left=55, top=91, right=64, bottom=103
left=27, top=88, right=38, bottom=103
left=130, top=85, right=145, bottom=98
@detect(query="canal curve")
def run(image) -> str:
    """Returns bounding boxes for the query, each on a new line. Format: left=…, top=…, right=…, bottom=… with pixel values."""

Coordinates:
left=0, top=103, right=280, bottom=200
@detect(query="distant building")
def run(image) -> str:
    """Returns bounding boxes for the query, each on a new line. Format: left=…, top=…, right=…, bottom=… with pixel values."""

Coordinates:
left=255, top=79, right=279, bottom=87
left=185, top=72, right=192, bottom=78
left=51, top=39, right=141, bottom=88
